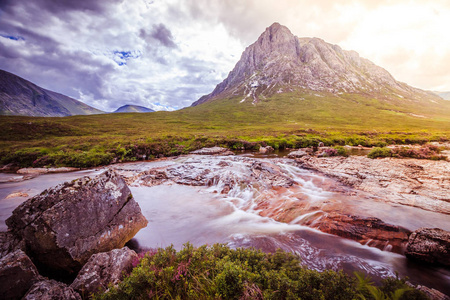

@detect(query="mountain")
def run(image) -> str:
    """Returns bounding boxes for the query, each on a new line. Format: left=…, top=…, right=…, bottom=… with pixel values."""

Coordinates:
left=113, top=105, right=154, bottom=113
left=434, top=91, right=450, bottom=100
left=0, top=69, right=104, bottom=117
left=192, top=23, right=441, bottom=106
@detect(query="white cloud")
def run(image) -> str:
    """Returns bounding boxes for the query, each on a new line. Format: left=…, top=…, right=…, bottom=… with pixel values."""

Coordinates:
left=0, top=0, right=449, bottom=113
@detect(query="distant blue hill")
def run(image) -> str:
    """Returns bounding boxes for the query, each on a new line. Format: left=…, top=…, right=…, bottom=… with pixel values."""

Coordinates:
left=113, top=105, right=155, bottom=113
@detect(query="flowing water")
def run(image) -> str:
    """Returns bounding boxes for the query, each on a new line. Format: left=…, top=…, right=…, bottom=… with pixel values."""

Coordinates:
left=1, top=155, right=449, bottom=294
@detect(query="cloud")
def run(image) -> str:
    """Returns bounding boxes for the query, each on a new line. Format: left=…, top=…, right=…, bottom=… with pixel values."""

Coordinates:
left=0, top=0, right=449, bottom=114
left=140, top=23, right=177, bottom=48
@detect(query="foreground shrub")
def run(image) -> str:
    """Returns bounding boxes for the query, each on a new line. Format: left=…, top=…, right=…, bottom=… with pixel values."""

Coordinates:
left=94, top=244, right=426, bottom=300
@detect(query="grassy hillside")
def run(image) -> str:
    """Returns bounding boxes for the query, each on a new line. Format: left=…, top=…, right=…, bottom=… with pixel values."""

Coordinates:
left=1, top=92, right=449, bottom=168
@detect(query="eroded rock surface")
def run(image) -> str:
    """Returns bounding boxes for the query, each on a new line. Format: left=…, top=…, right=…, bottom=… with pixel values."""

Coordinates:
left=23, top=279, right=81, bottom=300
left=295, top=156, right=450, bottom=214
left=6, top=170, right=147, bottom=274
left=308, top=213, right=411, bottom=253
left=405, top=228, right=450, bottom=266
left=71, top=247, right=137, bottom=296
left=0, top=250, right=42, bottom=299
left=190, top=147, right=234, bottom=156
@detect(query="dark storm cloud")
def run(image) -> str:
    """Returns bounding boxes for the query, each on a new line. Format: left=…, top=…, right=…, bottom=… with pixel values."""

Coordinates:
left=140, top=24, right=177, bottom=48
left=0, top=0, right=122, bottom=14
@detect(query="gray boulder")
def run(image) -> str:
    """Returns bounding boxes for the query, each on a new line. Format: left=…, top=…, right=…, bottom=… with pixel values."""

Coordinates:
left=71, top=247, right=138, bottom=296
left=6, top=170, right=147, bottom=275
left=0, top=250, right=42, bottom=299
left=23, top=279, right=81, bottom=300
left=405, top=228, right=450, bottom=266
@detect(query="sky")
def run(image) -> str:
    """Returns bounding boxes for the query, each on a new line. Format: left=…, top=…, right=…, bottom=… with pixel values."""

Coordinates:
left=1, top=0, right=449, bottom=112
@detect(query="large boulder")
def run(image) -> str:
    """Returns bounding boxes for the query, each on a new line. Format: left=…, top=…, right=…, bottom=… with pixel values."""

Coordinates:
left=5, top=170, right=148, bottom=275
left=405, top=228, right=450, bottom=266
left=23, top=279, right=81, bottom=300
left=71, top=247, right=138, bottom=296
left=0, top=231, right=25, bottom=257
left=0, top=250, right=42, bottom=299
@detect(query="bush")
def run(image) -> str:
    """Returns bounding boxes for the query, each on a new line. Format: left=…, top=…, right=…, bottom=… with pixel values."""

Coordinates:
left=334, top=146, right=350, bottom=157
left=94, top=244, right=422, bottom=300
left=368, top=147, right=393, bottom=159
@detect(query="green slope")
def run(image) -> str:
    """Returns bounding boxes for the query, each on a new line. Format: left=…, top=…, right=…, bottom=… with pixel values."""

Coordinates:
left=1, top=92, right=449, bottom=168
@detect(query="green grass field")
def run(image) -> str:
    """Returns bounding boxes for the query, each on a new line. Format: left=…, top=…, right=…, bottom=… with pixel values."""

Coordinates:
left=1, top=92, right=449, bottom=168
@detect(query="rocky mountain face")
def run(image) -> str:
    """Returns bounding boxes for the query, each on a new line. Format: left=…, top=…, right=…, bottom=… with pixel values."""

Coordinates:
left=0, top=69, right=104, bottom=117
left=192, top=23, right=440, bottom=106
left=113, top=104, right=154, bottom=113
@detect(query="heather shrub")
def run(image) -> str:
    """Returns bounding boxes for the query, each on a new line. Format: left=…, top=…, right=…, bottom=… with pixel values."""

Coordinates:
left=367, top=147, right=393, bottom=159
left=94, top=244, right=423, bottom=300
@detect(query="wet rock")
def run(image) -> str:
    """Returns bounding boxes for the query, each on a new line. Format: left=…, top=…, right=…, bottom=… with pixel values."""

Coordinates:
left=133, top=169, right=168, bottom=187
left=259, top=146, right=274, bottom=154
left=5, top=192, right=29, bottom=199
left=16, top=167, right=80, bottom=175
left=190, top=147, right=234, bottom=156
left=71, top=247, right=138, bottom=296
left=0, top=231, right=25, bottom=257
left=308, top=213, right=411, bottom=253
left=167, top=164, right=211, bottom=186
left=24, top=279, right=81, bottom=300
left=405, top=228, right=450, bottom=266
left=0, top=250, right=42, bottom=299
left=6, top=170, right=148, bottom=275
left=416, top=285, right=450, bottom=300
left=0, top=163, right=19, bottom=172
left=294, top=156, right=450, bottom=214
left=287, top=149, right=309, bottom=158
left=251, top=161, right=295, bottom=188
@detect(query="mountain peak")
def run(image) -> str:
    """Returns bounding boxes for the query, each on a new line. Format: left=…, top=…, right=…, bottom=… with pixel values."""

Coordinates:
left=192, top=24, right=438, bottom=106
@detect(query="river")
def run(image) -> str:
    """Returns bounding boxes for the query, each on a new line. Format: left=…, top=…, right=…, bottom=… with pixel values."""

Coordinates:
left=1, top=154, right=449, bottom=294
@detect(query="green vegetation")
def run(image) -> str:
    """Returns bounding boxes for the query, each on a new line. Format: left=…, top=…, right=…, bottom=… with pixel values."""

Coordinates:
left=94, top=244, right=427, bottom=300
left=367, top=145, right=447, bottom=160
left=368, top=147, right=393, bottom=159
left=1, top=92, right=449, bottom=168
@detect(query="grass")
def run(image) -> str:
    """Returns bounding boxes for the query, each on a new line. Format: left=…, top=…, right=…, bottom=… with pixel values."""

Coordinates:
left=1, top=92, right=449, bottom=168
left=93, top=243, right=427, bottom=300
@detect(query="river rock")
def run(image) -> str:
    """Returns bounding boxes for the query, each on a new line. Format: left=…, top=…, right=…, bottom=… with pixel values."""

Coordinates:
left=5, top=170, right=148, bottom=275
left=287, top=149, right=309, bottom=158
left=23, top=279, right=81, bottom=300
left=0, top=249, right=42, bottom=299
left=416, top=285, right=450, bottom=300
left=190, top=147, right=234, bottom=156
left=16, top=167, right=80, bottom=175
left=308, top=213, right=411, bottom=253
left=71, top=247, right=137, bottom=296
left=405, top=228, right=450, bottom=266
left=259, top=146, right=274, bottom=154
left=251, top=161, right=295, bottom=188
left=0, top=231, right=25, bottom=257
